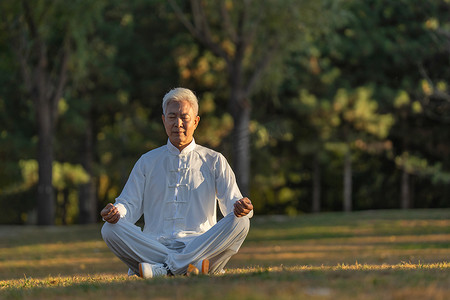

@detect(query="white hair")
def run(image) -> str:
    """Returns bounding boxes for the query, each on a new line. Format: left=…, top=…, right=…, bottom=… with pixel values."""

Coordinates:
left=162, top=87, right=199, bottom=116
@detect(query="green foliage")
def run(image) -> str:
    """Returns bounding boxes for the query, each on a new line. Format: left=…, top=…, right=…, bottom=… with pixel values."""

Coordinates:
left=259, top=0, right=450, bottom=213
left=0, top=0, right=449, bottom=223
left=0, top=160, right=90, bottom=224
left=395, top=153, right=450, bottom=184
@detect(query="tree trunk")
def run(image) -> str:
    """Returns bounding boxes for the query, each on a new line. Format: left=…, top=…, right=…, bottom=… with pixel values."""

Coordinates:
left=343, top=149, right=352, bottom=212
left=232, top=103, right=251, bottom=197
left=168, top=0, right=271, bottom=199
left=312, top=154, right=321, bottom=213
left=61, top=188, right=70, bottom=225
left=36, top=99, right=55, bottom=225
left=18, top=0, right=70, bottom=225
left=228, top=53, right=251, bottom=197
left=78, top=114, right=97, bottom=224
left=401, top=167, right=411, bottom=209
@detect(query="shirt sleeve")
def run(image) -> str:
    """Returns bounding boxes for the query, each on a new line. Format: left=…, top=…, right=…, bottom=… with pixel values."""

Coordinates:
left=114, top=156, right=146, bottom=224
left=215, top=153, right=253, bottom=218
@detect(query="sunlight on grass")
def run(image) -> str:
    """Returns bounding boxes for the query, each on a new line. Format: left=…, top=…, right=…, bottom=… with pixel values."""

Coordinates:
left=0, top=209, right=448, bottom=299
left=247, top=218, right=450, bottom=241
left=1, top=262, right=447, bottom=290
left=0, top=273, right=132, bottom=290
left=225, top=261, right=450, bottom=274
left=232, top=233, right=450, bottom=267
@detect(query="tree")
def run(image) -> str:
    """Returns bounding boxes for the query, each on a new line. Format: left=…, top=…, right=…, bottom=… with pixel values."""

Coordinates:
left=4, top=0, right=106, bottom=224
left=292, top=88, right=393, bottom=212
left=306, top=0, right=449, bottom=210
left=14, top=1, right=70, bottom=225
left=168, top=0, right=327, bottom=196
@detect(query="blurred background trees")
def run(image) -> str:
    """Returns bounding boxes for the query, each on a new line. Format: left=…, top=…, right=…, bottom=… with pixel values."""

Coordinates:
left=0, top=0, right=448, bottom=225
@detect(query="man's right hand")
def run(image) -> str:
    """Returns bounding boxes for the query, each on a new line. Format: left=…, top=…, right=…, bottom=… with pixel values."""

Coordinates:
left=100, top=203, right=121, bottom=224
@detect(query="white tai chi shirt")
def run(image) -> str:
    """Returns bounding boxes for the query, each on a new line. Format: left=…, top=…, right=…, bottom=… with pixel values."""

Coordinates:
left=114, top=139, right=252, bottom=246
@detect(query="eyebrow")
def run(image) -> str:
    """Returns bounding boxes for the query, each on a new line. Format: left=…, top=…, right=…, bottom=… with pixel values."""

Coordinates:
left=167, top=112, right=191, bottom=117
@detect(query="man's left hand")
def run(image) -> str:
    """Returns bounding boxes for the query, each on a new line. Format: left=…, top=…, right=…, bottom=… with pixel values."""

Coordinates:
left=234, top=197, right=253, bottom=217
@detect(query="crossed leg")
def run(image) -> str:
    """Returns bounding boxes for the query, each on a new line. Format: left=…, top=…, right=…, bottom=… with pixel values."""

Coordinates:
left=101, top=213, right=250, bottom=275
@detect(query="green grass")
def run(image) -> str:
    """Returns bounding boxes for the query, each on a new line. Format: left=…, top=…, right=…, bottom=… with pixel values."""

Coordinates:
left=0, top=209, right=449, bottom=299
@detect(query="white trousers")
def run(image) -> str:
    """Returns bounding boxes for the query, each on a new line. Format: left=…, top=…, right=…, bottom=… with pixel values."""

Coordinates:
left=101, top=213, right=250, bottom=275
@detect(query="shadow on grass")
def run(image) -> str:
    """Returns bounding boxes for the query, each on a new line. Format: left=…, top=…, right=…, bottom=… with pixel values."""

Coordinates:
left=247, top=209, right=450, bottom=243
left=0, top=224, right=104, bottom=248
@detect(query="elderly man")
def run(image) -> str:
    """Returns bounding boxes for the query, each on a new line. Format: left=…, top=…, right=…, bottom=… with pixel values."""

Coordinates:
left=100, top=87, right=253, bottom=278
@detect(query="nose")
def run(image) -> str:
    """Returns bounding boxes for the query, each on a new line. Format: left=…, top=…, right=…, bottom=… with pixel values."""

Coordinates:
left=175, top=117, right=183, bottom=127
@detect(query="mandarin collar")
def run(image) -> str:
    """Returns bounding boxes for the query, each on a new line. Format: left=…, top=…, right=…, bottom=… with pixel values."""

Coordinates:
left=166, top=138, right=196, bottom=156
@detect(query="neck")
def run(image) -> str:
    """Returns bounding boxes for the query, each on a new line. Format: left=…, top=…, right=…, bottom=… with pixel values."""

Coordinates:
left=170, top=138, right=194, bottom=152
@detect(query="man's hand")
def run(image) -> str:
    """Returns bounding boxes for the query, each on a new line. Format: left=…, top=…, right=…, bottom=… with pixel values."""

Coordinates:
left=233, top=197, right=253, bottom=217
left=100, top=203, right=121, bottom=224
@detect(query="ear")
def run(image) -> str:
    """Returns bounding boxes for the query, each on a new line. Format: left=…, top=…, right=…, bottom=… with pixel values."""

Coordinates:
left=194, top=115, right=200, bottom=128
left=162, top=114, right=165, bottom=124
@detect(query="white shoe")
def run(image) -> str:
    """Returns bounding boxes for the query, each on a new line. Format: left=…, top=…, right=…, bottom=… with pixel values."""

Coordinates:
left=139, top=262, right=168, bottom=279
left=187, top=259, right=209, bottom=276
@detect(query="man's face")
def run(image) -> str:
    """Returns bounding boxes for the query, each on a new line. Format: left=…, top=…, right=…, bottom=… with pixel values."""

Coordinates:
left=162, top=100, right=200, bottom=151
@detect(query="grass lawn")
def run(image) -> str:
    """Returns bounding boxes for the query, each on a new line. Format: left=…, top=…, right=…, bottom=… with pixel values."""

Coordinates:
left=0, top=209, right=449, bottom=299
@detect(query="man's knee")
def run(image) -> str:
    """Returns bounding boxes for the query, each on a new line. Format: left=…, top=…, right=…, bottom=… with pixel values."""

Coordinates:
left=101, top=221, right=124, bottom=243
left=237, top=215, right=250, bottom=236
left=229, top=214, right=250, bottom=240
left=234, top=213, right=249, bottom=226
left=226, top=216, right=250, bottom=253
left=101, top=222, right=113, bottom=242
